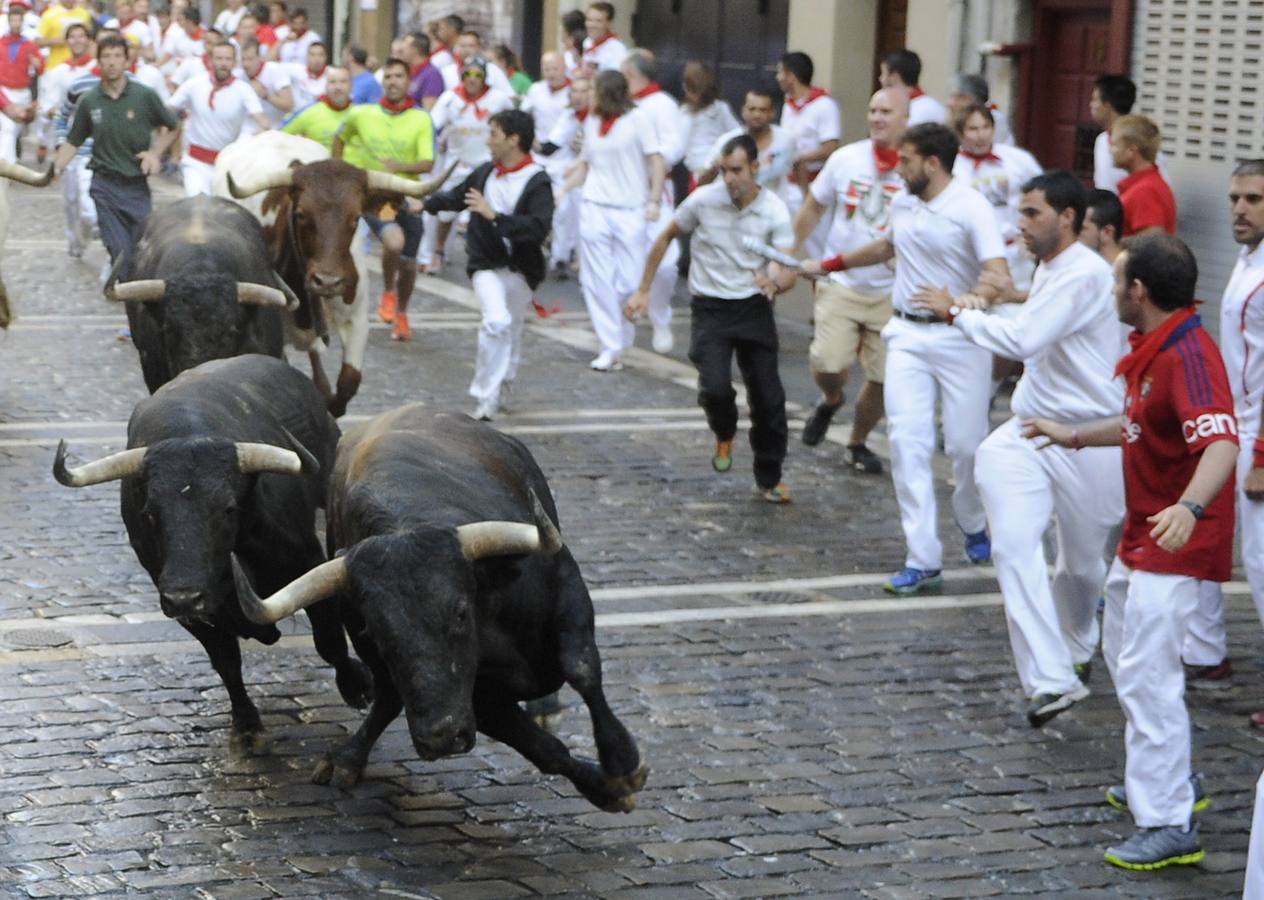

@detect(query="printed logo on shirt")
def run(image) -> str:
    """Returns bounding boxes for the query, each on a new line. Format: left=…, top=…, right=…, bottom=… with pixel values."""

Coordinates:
left=970, top=172, right=1009, bottom=208
left=844, top=178, right=900, bottom=229
left=1122, top=416, right=1142, bottom=444
left=90, top=108, right=102, bottom=124
left=126, top=109, right=135, bottom=120
left=1182, top=412, right=1238, bottom=444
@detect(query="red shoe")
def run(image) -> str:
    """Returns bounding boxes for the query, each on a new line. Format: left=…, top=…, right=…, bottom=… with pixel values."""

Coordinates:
left=392, top=311, right=411, bottom=341
left=377, top=290, right=397, bottom=323
left=1251, top=710, right=1264, bottom=729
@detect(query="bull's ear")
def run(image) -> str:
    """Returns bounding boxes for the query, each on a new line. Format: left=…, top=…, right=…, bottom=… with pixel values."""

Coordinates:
left=278, top=426, right=320, bottom=476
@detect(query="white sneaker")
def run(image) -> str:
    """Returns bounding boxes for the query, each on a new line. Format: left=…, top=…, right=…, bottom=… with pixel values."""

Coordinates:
left=473, top=398, right=498, bottom=421
left=652, top=325, right=674, bottom=354
left=590, top=351, right=623, bottom=372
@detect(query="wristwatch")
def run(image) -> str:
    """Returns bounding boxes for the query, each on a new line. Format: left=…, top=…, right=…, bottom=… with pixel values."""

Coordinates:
left=1178, top=499, right=1205, bottom=519
left=946, top=304, right=962, bottom=325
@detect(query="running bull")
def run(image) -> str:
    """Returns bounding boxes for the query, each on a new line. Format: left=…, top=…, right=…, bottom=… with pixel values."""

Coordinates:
left=54, top=355, right=373, bottom=753
left=106, top=196, right=295, bottom=393
left=232, top=405, right=648, bottom=811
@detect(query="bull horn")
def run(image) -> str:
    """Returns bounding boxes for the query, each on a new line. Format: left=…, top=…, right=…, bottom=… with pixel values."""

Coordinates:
left=235, top=443, right=302, bottom=475
left=53, top=440, right=146, bottom=487
left=528, top=488, right=563, bottom=555
left=0, top=160, right=54, bottom=187
left=233, top=553, right=347, bottom=624
left=236, top=282, right=290, bottom=307
left=227, top=167, right=294, bottom=199
left=365, top=161, right=458, bottom=198
left=105, top=279, right=166, bottom=303
left=272, top=273, right=302, bottom=311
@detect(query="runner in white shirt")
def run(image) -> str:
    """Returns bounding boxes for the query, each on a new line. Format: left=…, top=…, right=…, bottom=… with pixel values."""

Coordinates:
left=794, top=88, right=908, bottom=473
left=522, top=52, right=571, bottom=152
left=623, top=48, right=684, bottom=353
left=680, top=61, right=738, bottom=177
left=921, top=171, right=1126, bottom=726
left=947, top=73, right=1012, bottom=144
left=581, top=2, right=627, bottom=73
left=212, top=0, right=247, bottom=39
left=168, top=42, right=268, bottom=196
left=285, top=40, right=326, bottom=109
left=438, top=30, right=513, bottom=94
left=1089, top=74, right=1169, bottom=193
left=425, top=13, right=460, bottom=73
left=808, top=123, right=1009, bottom=594
left=37, top=21, right=92, bottom=164
left=701, top=88, right=794, bottom=200
left=523, top=53, right=574, bottom=276
left=776, top=51, right=840, bottom=257
left=271, top=7, right=318, bottom=65
left=539, top=74, right=590, bottom=278
left=880, top=49, right=947, bottom=127
left=237, top=39, right=293, bottom=130
left=161, top=6, right=205, bottom=75
left=423, top=55, right=514, bottom=271
left=559, top=69, right=665, bottom=371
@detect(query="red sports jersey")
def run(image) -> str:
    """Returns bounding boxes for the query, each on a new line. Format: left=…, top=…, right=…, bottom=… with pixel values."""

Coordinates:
left=0, top=34, right=43, bottom=90
left=1119, top=165, right=1177, bottom=236
left=1117, top=308, right=1237, bottom=581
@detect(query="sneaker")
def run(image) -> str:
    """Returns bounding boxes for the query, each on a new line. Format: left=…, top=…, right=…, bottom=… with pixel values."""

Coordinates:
left=964, top=529, right=991, bottom=564
left=712, top=440, right=734, bottom=473
left=756, top=482, right=792, bottom=504
left=884, top=567, right=943, bottom=596
left=590, top=351, right=623, bottom=372
left=1026, top=684, right=1090, bottom=727
left=1074, top=661, right=1092, bottom=685
left=1103, top=823, right=1204, bottom=870
left=1185, top=658, right=1232, bottom=690
left=473, top=398, right=498, bottom=421
left=392, top=311, right=411, bottom=341
left=801, top=398, right=842, bottom=446
left=552, top=260, right=570, bottom=281
left=652, top=325, right=674, bottom=354
left=1106, top=773, right=1210, bottom=815
left=847, top=443, right=883, bottom=474
left=377, top=290, right=397, bottom=324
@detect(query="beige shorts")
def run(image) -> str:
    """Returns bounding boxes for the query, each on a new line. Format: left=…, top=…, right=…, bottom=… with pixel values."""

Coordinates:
left=809, top=281, right=893, bottom=381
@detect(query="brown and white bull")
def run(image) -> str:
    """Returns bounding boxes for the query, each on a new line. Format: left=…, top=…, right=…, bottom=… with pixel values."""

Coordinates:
left=0, top=160, right=55, bottom=328
left=212, top=132, right=447, bottom=417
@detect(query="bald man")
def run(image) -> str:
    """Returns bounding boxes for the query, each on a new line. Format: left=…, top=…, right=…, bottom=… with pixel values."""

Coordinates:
left=794, top=88, right=910, bottom=472
left=523, top=51, right=574, bottom=276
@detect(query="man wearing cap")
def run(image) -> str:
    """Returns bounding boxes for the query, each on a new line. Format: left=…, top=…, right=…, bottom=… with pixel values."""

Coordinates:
left=0, top=1, right=42, bottom=162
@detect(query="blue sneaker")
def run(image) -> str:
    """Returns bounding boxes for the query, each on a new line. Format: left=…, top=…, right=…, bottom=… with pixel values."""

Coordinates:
left=885, top=567, right=943, bottom=595
left=964, top=530, right=991, bottom=564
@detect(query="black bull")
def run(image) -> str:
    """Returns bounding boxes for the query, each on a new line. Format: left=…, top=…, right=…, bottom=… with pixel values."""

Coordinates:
left=233, top=405, right=648, bottom=811
left=109, top=196, right=293, bottom=394
left=54, top=355, right=372, bottom=753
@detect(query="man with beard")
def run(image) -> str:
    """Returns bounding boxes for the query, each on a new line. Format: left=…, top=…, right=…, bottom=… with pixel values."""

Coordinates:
left=281, top=65, right=351, bottom=151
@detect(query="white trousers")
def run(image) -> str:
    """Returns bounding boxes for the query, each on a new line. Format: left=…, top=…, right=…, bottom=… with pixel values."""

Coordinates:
left=579, top=199, right=641, bottom=356
left=469, top=268, right=531, bottom=403
left=882, top=317, right=992, bottom=570
left=1246, top=769, right=1264, bottom=900
left=62, top=156, right=96, bottom=252
left=976, top=417, right=1123, bottom=696
left=181, top=155, right=215, bottom=197
left=1102, top=557, right=1200, bottom=828
left=644, top=212, right=680, bottom=331
left=0, top=88, right=30, bottom=163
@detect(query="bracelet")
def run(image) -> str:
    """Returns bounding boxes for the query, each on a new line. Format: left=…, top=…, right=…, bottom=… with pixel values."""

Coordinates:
left=1069, top=429, right=1082, bottom=450
left=821, top=254, right=848, bottom=272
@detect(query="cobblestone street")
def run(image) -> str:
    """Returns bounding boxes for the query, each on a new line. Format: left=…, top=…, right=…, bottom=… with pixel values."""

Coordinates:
left=2, top=178, right=1262, bottom=899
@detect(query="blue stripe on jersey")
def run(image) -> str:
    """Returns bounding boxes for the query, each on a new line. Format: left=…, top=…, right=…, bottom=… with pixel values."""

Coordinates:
left=1174, top=334, right=1211, bottom=406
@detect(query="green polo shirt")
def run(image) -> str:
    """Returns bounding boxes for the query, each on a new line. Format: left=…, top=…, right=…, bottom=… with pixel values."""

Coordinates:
left=66, top=79, right=179, bottom=179
left=336, top=104, right=434, bottom=180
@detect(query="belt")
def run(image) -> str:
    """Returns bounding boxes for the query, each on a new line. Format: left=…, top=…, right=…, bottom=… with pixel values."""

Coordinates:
left=893, top=308, right=946, bottom=325
left=187, top=144, right=220, bottom=164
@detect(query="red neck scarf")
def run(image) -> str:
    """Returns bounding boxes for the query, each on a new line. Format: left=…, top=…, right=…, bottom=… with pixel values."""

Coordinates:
left=246, top=59, right=266, bottom=80
left=209, top=74, right=235, bottom=109
left=873, top=143, right=899, bottom=174
left=455, top=83, right=491, bottom=117
left=379, top=95, right=415, bottom=113
left=494, top=153, right=535, bottom=176
left=599, top=113, right=619, bottom=136
left=306, top=64, right=326, bottom=79
left=550, top=78, right=571, bottom=94
left=188, top=26, right=204, bottom=40
left=961, top=147, right=1001, bottom=170
left=909, top=86, right=925, bottom=99
left=786, top=85, right=826, bottom=112
left=319, top=94, right=350, bottom=111
left=65, top=51, right=94, bottom=68
left=586, top=31, right=618, bottom=54
left=632, top=81, right=661, bottom=100
left=574, top=108, right=589, bottom=122
left=1116, top=305, right=1199, bottom=387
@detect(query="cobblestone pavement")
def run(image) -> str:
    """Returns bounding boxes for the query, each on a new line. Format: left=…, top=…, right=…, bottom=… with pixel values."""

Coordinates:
left=1, top=178, right=1262, bottom=899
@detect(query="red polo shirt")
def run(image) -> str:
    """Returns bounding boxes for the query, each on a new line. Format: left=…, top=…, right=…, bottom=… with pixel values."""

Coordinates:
left=0, top=34, right=43, bottom=90
left=1119, top=164, right=1177, bottom=236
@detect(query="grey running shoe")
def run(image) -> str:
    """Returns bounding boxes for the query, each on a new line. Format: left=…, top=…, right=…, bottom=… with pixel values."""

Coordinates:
left=1106, top=773, right=1209, bottom=814
left=1103, top=823, right=1204, bottom=870
left=1026, top=683, right=1090, bottom=727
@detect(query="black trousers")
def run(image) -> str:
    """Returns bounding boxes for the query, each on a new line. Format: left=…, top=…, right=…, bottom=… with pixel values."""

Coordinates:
left=688, top=293, right=788, bottom=489
left=89, top=172, right=152, bottom=278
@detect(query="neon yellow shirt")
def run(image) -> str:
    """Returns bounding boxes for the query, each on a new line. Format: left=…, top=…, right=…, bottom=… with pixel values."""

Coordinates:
left=281, top=99, right=352, bottom=152
left=38, top=4, right=92, bottom=69
left=336, top=103, right=434, bottom=180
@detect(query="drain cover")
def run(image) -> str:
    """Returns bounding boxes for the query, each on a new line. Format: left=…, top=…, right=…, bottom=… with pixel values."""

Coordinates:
left=3, top=628, right=75, bottom=649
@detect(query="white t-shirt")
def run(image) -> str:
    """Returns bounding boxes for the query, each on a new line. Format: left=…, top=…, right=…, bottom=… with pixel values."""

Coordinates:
left=285, top=63, right=326, bottom=110
left=682, top=99, right=738, bottom=173
left=38, top=56, right=94, bottom=116
left=674, top=181, right=793, bottom=299
left=1219, top=242, right=1264, bottom=432
left=955, top=241, right=1124, bottom=422
left=239, top=61, right=292, bottom=132
left=779, top=89, right=841, bottom=183
left=278, top=29, right=321, bottom=66
left=428, top=46, right=455, bottom=73
left=170, top=54, right=210, bottom=87
left=888, top=176, right=1006, bottom=313
left=708, top=125, right=795, bottom=200
left=581, top=32, right=628, bottom=72
left=581, top=107, right=661, bottom=208
left=213, top=6, right=247, bottom=38
left=134, top=60, right=171, bottom=104
left=162, top=26, right=203, bottom=75
left=951, top=142, right=1043, bottom=245
left=522, top=79, right=571, bottom=149
left=908, top=90, right=947, bottom=126
left=431, top=86, right=515, bottom=168
left=439, top=60, right=514, bottom=95
left=484, top=159, right=545, bottom=218
left=169, top=75, right=262, bottom=152
left=546, top=109, right=585, bottom=164
left=633, top=87, right=685, bottom=169
left=811, top=138, right=905, bottom=295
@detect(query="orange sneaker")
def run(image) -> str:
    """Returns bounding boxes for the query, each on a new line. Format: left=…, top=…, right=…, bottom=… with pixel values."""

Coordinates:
left=378, top=290, right=397, bottom=323
left=392, top=311, right=411, bottom=341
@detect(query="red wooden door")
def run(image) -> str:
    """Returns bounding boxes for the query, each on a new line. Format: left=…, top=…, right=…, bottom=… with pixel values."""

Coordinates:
left=1027, top=7, right=1113, bottom=176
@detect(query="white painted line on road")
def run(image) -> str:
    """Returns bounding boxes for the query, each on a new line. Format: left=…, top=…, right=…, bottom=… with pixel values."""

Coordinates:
left=594, top=593, right=1006, bottom=627
left=589, top=566, right=998, bottom=601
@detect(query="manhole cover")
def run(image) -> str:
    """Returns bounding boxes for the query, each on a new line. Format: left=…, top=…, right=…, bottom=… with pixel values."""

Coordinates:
left=3, top=628, right=75, bottom=649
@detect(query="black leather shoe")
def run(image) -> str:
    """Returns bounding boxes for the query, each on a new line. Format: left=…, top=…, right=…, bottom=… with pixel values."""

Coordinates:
left=802, top=399, right=843, bottom=446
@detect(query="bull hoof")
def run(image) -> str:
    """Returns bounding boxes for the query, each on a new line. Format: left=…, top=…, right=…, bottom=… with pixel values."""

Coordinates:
left=229, top=727, right=271, bottom=756
left=312, top=755, right=362, bottom=787
left=600, top=792, right=638, bottom=814
left=618, top=765, right=649, bottom=795
left=327, top=396, right=349, bottom=418
left=335, top=659, right=374, bottom=710
left=591, top=765, right=648, bottom=813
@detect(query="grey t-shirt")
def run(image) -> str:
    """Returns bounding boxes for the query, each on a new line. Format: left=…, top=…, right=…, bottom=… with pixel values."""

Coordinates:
left=674, top=181, right=793, bottom=299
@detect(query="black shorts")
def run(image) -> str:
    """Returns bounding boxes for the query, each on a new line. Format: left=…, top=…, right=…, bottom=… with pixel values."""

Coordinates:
left=364, top=208, right=423, bottom=260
